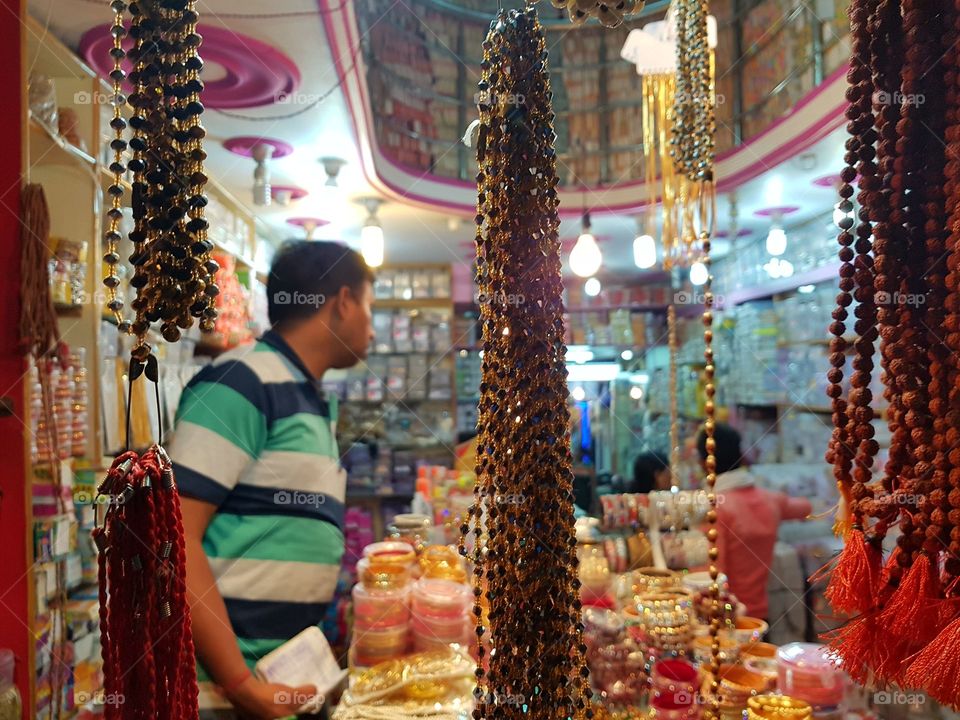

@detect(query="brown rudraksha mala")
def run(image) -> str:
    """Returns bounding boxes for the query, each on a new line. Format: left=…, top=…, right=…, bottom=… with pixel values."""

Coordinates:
left=822, top=0, right=960, bottom=705
left=459, top=7, right=591, bottom=719
left=97, top=2, right=210, bottom=718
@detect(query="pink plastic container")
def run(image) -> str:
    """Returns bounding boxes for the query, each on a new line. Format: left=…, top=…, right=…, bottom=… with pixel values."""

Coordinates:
left=411, top=611, right=468, bottom=647
left=352, top=584, right=410, bottom=630
left=776, top=643, right=846, bottom=708
left=352, top=624, right=409, bottom=667
left=411, top=578, right=471, bottom=619
left=651, top=658, right=699, bottom=698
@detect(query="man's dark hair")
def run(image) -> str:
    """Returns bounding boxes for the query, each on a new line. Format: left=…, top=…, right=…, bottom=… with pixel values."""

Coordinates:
left=697, top=422, right=742, bottom=475
left=632, top=450, right=668, bottom=494
left=267, top=240, right=374, bottom=327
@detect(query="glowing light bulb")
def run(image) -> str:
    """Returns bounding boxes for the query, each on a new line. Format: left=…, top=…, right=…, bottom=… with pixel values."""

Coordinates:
left=360, top=223, right=384, bottom=267
left=621, top=349, right=634, bottom=361
left=630, top=386, right=643, bottom=400
left=633, top=233, right=657, bottom=269
left=571, top=386, right=586, bottom=401
left=570, top=232, right=602, bottom=277
left=766, top=227, right=787, bottom=257
left=584, top=277, right=602, bottom=297
left=689, top=261, right=708, bottom=286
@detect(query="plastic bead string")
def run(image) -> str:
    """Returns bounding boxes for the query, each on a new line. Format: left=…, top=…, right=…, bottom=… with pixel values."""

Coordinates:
left=98, top=2, right=210, bottom=717
left=820, top=0, right=960, bottom=707
left=459, top=7, right=592, bottom=719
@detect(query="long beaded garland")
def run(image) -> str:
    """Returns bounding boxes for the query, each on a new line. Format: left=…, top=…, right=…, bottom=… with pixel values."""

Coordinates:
left=670, top=0, right=719, bottom=714
left=460, top=7, right=591, bottom=719
left=820, top=0, right=960, bottom=706
left=98, top=2, right=211, bottom=717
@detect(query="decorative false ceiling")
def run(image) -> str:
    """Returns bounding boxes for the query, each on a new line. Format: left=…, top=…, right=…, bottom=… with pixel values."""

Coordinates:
left=79, top=23, right=301, bottom=109
left=30, top=0, right=854, bottom=279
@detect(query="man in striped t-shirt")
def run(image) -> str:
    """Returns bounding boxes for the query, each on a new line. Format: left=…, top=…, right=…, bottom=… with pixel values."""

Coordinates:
left=171, top=241, right=374, bottom=718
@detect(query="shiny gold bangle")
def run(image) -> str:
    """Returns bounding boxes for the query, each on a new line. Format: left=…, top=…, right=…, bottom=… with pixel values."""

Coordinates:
left=352, top=659, right=408, bottom=697
left=747, top=695, right=812, bottom=719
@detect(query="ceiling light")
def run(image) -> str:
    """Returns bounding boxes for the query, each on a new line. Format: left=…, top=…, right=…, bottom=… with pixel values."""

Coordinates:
left=571, top=386, right=586, bottom=402
left=251, top=143, right=272, bottom=206
left=567, top=346, right=595, bottom=365
left=630, top=386, right=644, bottom=400
left=780, top=259, right=794, bottom=277
left=633, top=233, right=657, bottom=269
left=764, top=258, right=783, bottom=279
left=320, top=156, right=347, bottom=187
left=689, top=261, right=708, bottom=286
left=584, top=277, right=602, bottom=297
left=570, top=211, right=602, bottom=277
left=798, top=284, right=816, bottom=294
left=358, top=197, right=385, bottom=267
left=621, top=349, right=634, bottom=361
left=766, top=226, right=787, bottom=256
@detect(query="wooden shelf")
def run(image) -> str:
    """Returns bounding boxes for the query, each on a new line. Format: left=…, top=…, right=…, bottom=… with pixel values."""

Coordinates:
left=28, top=116, right=96, bottom=168
left=54, top=302, right=83, bottom=317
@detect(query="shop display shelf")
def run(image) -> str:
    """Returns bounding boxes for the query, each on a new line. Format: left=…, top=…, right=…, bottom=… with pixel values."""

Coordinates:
left=29, top=115, right=96, bottom=168
left=374, top=298, right=454, bottom=310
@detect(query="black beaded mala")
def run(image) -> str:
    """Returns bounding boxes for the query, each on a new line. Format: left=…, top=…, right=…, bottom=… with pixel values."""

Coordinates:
left=97, top=2, right=213, bottom=718
left=459, top=7, right=591, bottom=720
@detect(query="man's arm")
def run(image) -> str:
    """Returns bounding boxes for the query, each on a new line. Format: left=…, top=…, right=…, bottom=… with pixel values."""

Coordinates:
left=182, top=497, right=316, bottom=717
left=779, top=493, right=813, bottom=520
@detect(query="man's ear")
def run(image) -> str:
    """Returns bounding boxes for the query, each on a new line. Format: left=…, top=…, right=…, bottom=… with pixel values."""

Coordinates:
left=331, top=285, right=353, bottom=317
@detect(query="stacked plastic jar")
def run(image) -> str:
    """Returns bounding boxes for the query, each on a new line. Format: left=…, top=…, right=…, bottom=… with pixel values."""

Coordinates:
left=68, top=349, right=88, bottom=457
left=351, top=558, right=412, bottom=668
left=410, top=578, right=471, bottom=653
left=52, top=363, right=73, bottom=460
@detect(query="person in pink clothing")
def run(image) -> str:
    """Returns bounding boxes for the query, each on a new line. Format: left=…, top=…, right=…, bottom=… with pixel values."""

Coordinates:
left=696, top=423, right=812, bottom=620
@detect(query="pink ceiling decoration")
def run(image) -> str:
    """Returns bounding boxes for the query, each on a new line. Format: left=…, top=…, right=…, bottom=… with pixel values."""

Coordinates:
left=811, top=173, right=843, bottom=188
left=223, top=136, right=295, bottom=159
left=79, top=24, right=300, bottom=109
left=286, top=217, right=330, bottom=229
left=713, top=229, right=753, bottom=239
left=753, top=205, right=800, bottom=218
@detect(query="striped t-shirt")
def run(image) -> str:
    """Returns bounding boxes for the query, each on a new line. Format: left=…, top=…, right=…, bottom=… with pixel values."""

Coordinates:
left=170, top=329, right=346, bottom=674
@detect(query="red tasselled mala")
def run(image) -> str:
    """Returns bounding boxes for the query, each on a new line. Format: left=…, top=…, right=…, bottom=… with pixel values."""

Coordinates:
left=95, top=446, right=199, bottom=719
left=821, top=0, right=878, bottom=621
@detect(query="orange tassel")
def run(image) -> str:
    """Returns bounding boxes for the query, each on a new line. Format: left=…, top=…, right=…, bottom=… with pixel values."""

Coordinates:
left=872, top=554, right=942, bottom=683
left=824, top=612, right=880, bottom=685
left=822, top=529, right=881, bottom=614
left=903, top=612, right=960, bottom=708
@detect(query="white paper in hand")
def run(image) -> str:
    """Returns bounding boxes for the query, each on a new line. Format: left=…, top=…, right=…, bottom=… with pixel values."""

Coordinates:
left=254, top=626, right=348, bottom=714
